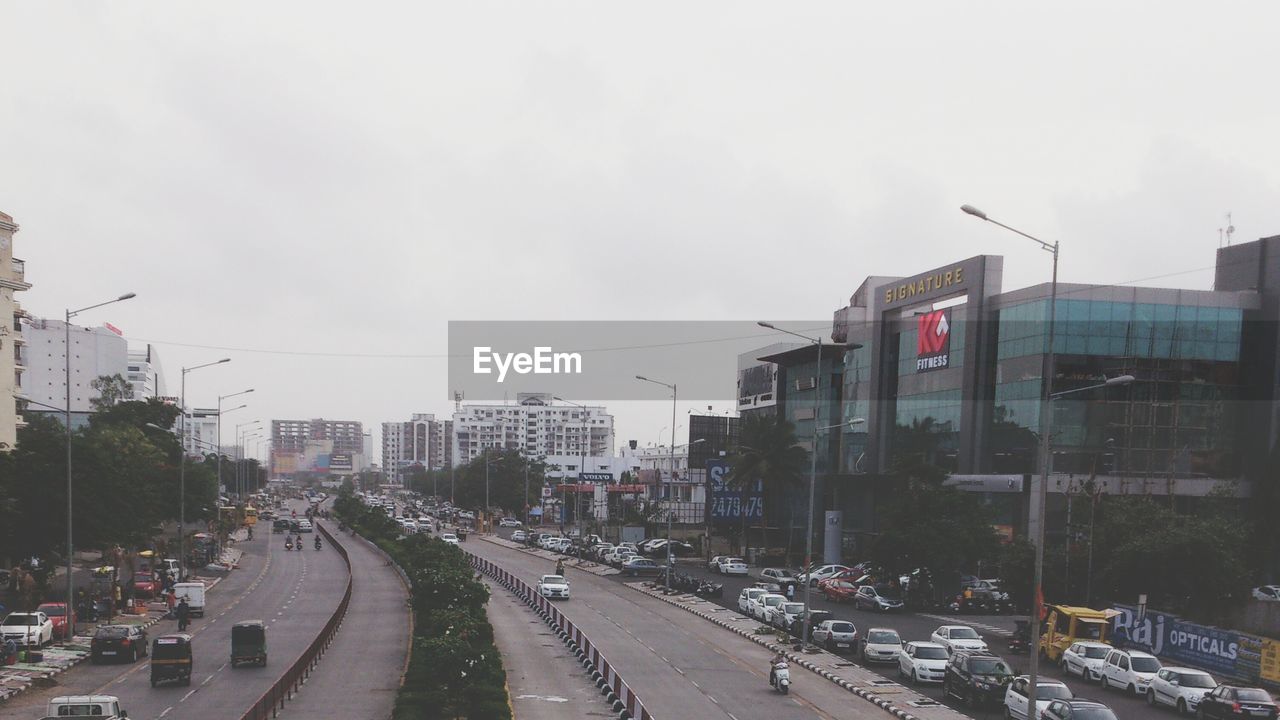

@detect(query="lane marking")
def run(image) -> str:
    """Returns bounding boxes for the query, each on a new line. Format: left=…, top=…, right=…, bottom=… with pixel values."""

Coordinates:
left=181, top=688, right=197, bottom=702
left=158, top=707, right=173, bottom=718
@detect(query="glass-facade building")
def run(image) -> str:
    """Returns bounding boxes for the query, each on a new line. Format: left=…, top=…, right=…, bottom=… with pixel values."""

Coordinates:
left=747, top=236, right=1280, bottom=552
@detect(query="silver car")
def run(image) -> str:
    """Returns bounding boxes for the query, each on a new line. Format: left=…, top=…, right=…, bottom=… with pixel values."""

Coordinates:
left=812, top=620, right=858, bottom=653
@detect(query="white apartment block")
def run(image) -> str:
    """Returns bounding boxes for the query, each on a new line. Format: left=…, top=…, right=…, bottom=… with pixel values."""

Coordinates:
left=382, top=413, right=453, bottom=483
left=19, top=317, right=129, bottom=414
left=451, top=393, right=614, bottom=466
left=180, top=407, right=219, bottom=457
left=0, top=210, right=32, bottom=449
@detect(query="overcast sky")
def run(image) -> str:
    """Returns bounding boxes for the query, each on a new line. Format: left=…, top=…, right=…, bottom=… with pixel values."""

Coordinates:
left=4, top=2, right=1279, bottom=461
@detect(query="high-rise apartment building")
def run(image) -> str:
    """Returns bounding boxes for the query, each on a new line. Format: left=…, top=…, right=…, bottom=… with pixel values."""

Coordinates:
left=381, top=413, right=453, bottom=483
left=271, top=418, right=366, bottom=477
left=452, top=393, right=613, bottom=466
left=0, top=210, right=32, bottom=449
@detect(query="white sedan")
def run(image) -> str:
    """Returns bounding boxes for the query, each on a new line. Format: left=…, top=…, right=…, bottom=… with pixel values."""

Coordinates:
left=1252, top=585, right=1280, bottom=602
left=536, top=574, right=570, bottom=600
left=798, top=564, right=851, bottom=587
left=739, top=588, right=766, bottom=614
left=498, top=518, right=521, bottom=528
left=752, top=593, right=787, bottom=621
left=898, top=641, right=949, bottom=684
left=0, top=612, right=54, bottom=647
left=1147, top=667, right=1216, bottom=714
left=1060, top=641, right=1112, bottom=681
left=439, top=533, right=460, bottom=545
left=929, top=625, right=987, bottom=654
left=717, top=558, right=749, bottom=576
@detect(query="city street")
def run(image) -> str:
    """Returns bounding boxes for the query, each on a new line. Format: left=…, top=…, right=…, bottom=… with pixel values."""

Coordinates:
left=503, top=528, right=1174, bottom=720
left=1, top=503, right=347, bottom=720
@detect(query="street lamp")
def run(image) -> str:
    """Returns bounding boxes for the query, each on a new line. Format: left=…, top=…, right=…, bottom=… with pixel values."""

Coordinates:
left=216, top=389, right=254, bottom=495
left=756, top=322, right=865, bottom=649
left=962, top=203, right=1063, bottom=702
left=63, top=291, right=136, bottom=640
left=235, top=420, right=261, bottom=498
left=240, top=431, right=262, bottom=496
left=179, top=358, right=230, bottom=576
left=635, top=375, right=681, bottom=587
left=554, top=396, right=596, bottom=533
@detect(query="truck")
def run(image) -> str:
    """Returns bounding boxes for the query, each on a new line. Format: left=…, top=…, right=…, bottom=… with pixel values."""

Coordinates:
left=173, top=582, right=206, bottom=617
left=41, top=695, right=129, bottom=719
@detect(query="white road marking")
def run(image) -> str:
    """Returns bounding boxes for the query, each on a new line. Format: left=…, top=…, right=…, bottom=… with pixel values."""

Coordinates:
left=158, top=706, right=173, bottom=718
left=181, top=688, right=197, bottom=702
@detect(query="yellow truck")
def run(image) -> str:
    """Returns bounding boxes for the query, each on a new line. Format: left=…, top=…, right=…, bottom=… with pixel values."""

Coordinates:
left=1041, top=605, right=1118, bottom=661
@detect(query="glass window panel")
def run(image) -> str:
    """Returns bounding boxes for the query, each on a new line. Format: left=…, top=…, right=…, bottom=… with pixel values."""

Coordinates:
left=1090, top=302, right=1110, bottom=320
left=1109, top=337, right=1128, bottom=356
left=1195, top=341, right=1214, bottom=359
left=1154, top=304, right=1177, bottom=322
left=1065, top=335, right=1087, bottom=355
left=1216, top=341, right=1238, bottom=362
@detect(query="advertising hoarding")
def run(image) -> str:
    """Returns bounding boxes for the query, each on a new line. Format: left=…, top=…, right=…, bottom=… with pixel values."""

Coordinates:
left=916, top=308, right=952, bottom=372
left=707, top=459, right=763, bottom=523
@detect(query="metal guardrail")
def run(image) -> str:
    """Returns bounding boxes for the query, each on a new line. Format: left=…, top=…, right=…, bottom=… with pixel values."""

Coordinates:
left=237, top=522, right=353, bottom=720
left=466, top=551, right=656, bottom=720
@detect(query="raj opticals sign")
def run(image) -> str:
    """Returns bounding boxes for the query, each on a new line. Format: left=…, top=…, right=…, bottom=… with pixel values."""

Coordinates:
left=916, top=309, right=952, bottom=372
left=707, top=459, right=763, bottom=522
left=1111, top=603, right=1259, bottom=680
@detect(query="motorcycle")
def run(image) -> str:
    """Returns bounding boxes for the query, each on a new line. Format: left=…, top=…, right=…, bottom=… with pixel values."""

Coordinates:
left=770, top=661, right=791, bottom=694
left=1007, top=620, right=1032, bottom=654
left=695, top=581, right=724, bottom=599
left=314, top=539, right=322, bottom=551
left=285, top=540, right=294, bottom=550
left=296, top=541, right=303, bottom=551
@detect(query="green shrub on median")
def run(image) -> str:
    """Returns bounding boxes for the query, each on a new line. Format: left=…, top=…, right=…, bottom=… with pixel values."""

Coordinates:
left=334, top=490, right=511, bottom=720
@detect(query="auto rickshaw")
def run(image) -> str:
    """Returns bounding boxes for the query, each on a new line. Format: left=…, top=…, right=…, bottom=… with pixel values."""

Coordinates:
left=230, top=620, right=267, bottom=667
left=1040, top=605, right=1118, bottom=661
left=150, top=633, right=193, bottom=687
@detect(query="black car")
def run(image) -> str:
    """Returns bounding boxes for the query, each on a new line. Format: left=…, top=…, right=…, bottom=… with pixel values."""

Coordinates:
left=943, top=650, right=1014, bottom=708
left=1042, top=698, right=1118, bottom=720
left=1198, top=685, right=1278, bottom=720
left=91, top=624, right=149, bottom=664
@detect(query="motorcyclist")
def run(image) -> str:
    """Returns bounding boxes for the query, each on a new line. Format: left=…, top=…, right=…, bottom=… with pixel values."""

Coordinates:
left=769, top=650, right=787, bottom=686
left=555, top=559, right=565, bottom=576
left=314, top=536, right=322, bottom=550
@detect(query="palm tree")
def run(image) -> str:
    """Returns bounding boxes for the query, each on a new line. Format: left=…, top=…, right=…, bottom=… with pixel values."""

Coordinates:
left=725, top=414, right=809, bottom=563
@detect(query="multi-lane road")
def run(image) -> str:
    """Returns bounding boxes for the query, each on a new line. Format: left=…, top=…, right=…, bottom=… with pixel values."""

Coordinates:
left=0, top=501, right=406, bottom=720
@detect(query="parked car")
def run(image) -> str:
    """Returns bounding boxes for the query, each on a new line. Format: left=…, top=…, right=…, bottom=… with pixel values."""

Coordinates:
left=510, top=530, right=528, bottom=543
left=718, top=557, right=749, bottom=576
left=789, top=610, right=833, bottom=640
left=931, top=625, right=988, bottom=655
left=131, top=572, right=159, bottom=599
left=738, top=587, right=767, bottom=615
left=498, top=517, right=521, bottom=528
left=1147, top=667, right=1216, bottom=714
left=812, top=620, right=858, bottom=653
left=1100, top=647, right=1162, bottom=695
left=91, top=624, right=149, bottom=664
left=770, top=602, right=806, bottom=630
left=752, top=593, right=788, bottom=622
left=943, top=650, right=1015, bottom=708
left=708, top=555, right=731, bottom=572
left=1197, top=685, right=1278, bottom=720
left=1042, top=698, right=1119, bottom=720
left=1005, top=675, right=1073, bottom=720
left=798, top=564, right=851, bottom=587
left=536, top=574, right=570, bottom=600
left=35, top=602, right=75, bottom=640
left=759, top=568, right=798, bottom=588
left=861, top=627, right=903, bottom=664
left=609, top=550, right=637, bottom=568
left=898, top=641, right=949, bottom=684
left=1252, top=585, right=1280, bottom=602
left=622, top=558, right=665, bottom=577
left=1060, top=641, right=1113, bottom=681
left=855, top=584, right=905, bottom=612
left=1, top=611, right=53, bottom=647
left=818, top=578, right=860, bottom=603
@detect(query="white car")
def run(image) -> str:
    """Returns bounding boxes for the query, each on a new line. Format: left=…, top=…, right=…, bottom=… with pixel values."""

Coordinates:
left=861, top=627, right=903, bottom=664
left=1005, top=675, right=1073, bottom=720
left=770, top=602, right=805, bottom=629
left=498, top=518, right=521, bottom=528
left=759, top=568, right=798, bottom=587
left=1, top=612, right=54, bottom=647
left=708, top=555, right=731, bottom=572
left=738, top=588, right=766, bottom=615
left=1060, top=641, right=1112, bottom=681
left=813, top=620, right=858, bottom=652
left=718, top=558, right=749, bottom=576
left=798, top=564, right=851, bottom=587
left=752, top=593, right=788, bottom=621
left=930, top=625, right=988, bottom=655
left=439, top=533, right=459, bottom=545
left=536, top=574, right=570, bottom=600
left=1147, top=667, right=1216, bottom=714
left=1252, top=585, right=1280, bottom=602
left=1100, top=648, right=1162, bottom=695
left=296, top=520, right=314, bottom=533
left=510, top=530, right=527, bottom=542
left=898, top=641, right=949, bottom=684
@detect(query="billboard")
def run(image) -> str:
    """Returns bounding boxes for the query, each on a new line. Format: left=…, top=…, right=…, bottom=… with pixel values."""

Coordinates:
left=737, top=361, right=778, bottom=411
left=707, top=459, right=763, bottom=523
left=916, top=308, right=952, bottom=372
left=330, top=454, right=353, bottom=472
left=1111, top=603, right=1260, bottom=681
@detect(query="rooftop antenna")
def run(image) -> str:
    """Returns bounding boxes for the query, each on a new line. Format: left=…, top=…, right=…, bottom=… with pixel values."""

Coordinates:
left=453, top=390, right=464, bottom=412
left=1225, top=212, right=1235, bottom=247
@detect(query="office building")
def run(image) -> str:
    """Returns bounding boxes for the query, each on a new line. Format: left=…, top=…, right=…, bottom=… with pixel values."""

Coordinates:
left=382, top=413, right=453, bottom=483
left=127, top=344, right=167, bottom=400
left=19, top=317, right=129, bottom=414
left=0, top=210, right=32, bottom=449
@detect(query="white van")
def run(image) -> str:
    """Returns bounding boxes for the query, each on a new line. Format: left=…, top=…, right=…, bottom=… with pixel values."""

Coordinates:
left=173, top=582, right=206, bottom=617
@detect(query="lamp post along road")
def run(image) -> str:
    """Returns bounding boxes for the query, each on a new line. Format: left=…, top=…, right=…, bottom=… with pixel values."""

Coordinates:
left=216, top=389, right=253, bottom=496
left=180, top=359, right=230, bottom=577
left=636, top=376, right=679, bottom=587
left=62, top=292, right=135, bottom=640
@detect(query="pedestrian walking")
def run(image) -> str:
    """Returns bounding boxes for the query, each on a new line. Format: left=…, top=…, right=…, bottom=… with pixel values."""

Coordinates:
left=786, top=583, right=796, bottom=600
left=176, top=597, right=190, bottom=632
